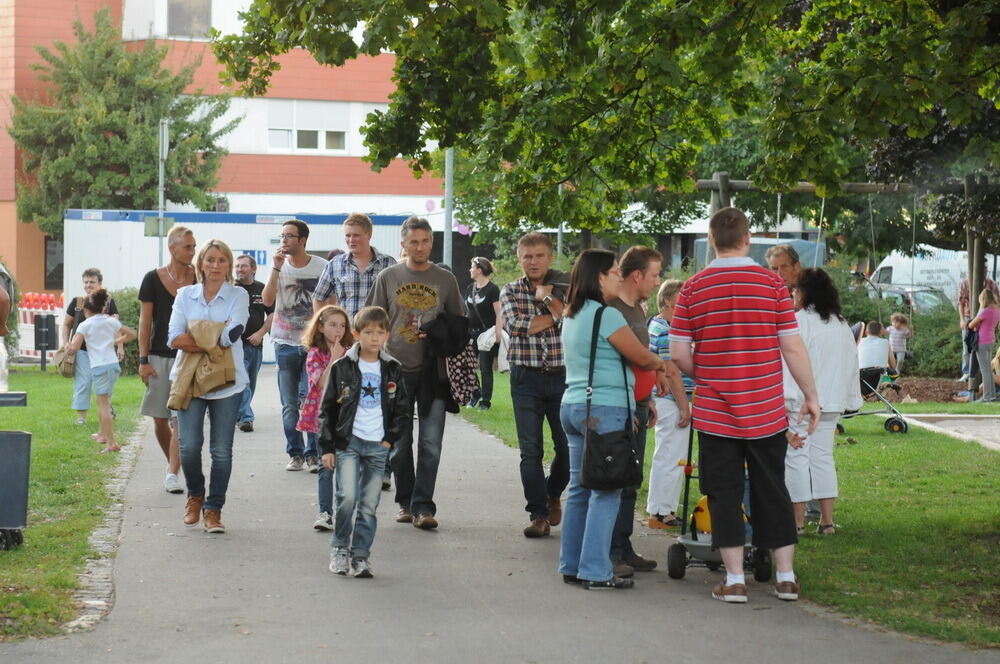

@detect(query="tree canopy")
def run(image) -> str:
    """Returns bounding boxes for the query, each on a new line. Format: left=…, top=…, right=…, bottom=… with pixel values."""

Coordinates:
left=213, top=1, right=999, bottom=231
left=10, top=9, right=237, bottom=239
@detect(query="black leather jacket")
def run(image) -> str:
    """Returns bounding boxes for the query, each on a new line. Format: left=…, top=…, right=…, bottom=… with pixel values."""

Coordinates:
left=316, top=345, right=409, bottom=455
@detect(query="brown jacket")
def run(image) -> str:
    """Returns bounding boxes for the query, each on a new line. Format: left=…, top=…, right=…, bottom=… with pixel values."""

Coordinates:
left=167, top=319, right=237, bottom=410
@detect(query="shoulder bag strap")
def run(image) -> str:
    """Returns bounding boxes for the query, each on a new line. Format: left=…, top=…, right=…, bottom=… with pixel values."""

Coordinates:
left=585, top=305, right=606, bottom=425
left=468, top=283, right=488, bottom=331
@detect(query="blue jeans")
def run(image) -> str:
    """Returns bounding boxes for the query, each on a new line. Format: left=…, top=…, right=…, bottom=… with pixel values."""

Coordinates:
left=71, top=349, right=92, bottom=411
left=318, top=465, right=334, bottom=515
left=333, top=436, right=389, bottom=559
left=393, top=370, right=446, bottom=516
left=178, top=393, right=241, bottom=511
left=237, top=341, right=263, bottom=424
left=558, top=402, right=626, bottom=582
left=275, top=343, right=316, bottom=457
left=610, top=405, right=648, bottom=561
left=510, top=365, right=570, bottom=521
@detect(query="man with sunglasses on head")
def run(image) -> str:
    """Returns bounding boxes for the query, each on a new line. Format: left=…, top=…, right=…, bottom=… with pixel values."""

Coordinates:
left=262, top=220, right=328, bottom=472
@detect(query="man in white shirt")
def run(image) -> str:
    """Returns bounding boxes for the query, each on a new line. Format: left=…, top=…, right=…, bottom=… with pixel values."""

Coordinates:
left=262, top=220, right=328, bottom=472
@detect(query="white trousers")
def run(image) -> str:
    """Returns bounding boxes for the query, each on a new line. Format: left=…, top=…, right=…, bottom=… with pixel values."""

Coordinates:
left=784, top=410, right=840, bottom=503
left=646, top=396, right=690, bottom=516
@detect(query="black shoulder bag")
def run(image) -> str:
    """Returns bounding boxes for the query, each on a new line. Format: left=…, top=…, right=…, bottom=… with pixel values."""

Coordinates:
left=580, top=306, right=643, bottom=491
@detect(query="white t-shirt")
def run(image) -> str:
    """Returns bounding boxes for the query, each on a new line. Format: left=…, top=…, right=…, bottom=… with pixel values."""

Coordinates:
left=272, top=255, right=328, bottom=346
left=858, top=336, right=891, bottom=369
left=76, top=314, right=122, bottom=369
left=352, top=358, right=384, bottom=442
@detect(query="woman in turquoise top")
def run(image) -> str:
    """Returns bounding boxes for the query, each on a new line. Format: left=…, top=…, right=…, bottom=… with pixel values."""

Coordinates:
left=559, top=249, right=664, bottom=590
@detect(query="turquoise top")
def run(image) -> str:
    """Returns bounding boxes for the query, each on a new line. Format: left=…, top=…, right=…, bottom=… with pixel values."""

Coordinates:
left=561, top=299, right=635, bottom=409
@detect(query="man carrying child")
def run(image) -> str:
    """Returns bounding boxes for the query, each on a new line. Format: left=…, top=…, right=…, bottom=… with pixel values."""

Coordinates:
left=317, top=306, right=409, bottom=578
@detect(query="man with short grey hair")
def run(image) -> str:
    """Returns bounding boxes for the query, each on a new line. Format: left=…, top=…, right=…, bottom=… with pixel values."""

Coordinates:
left=365, top=216, right=465, bottom=530
left=765, top=244, right=803, bottom=287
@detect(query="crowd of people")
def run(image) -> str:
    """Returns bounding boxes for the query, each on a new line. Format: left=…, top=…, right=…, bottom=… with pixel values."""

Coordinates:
left=52, top=205, right=998, bottom=599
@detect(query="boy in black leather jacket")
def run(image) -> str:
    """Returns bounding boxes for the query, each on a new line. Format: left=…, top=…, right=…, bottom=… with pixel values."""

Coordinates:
left=317, top=306, right=409, bottom=578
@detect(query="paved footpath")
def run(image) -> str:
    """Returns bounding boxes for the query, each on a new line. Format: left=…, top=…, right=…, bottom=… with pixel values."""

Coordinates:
left=2, top=366, right=998, bottom=663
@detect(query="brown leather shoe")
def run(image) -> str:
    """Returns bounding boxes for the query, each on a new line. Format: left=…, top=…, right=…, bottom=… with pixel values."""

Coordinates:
left=183, top=496, right=204, bottom=526
left=523, top=518, right=551, bottom=538
left=412, top=513, right=438, bottom=530
left=775, top=579, right=800, bottom=601
left=712, top=582, right=748, bottom=603
left=623, top=552, right=658, bottom=571
left=395, top=506, right=413, bottom=523
left=203, top=509, right=225, bottom=534
left=612, top=561, right=635, bottom=578
left=546, top=496, right=562, bottom=527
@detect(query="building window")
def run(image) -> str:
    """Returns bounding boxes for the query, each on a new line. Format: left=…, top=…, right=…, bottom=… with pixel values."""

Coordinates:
left=268, top=99, right=350, bottom=153
left=296, top=130, right=319, bottom=149
left=45, top=237, right=63, bottom=291
left=325, top=131, right=346, bottom=150
left=168, top=0, right=211, bottom=38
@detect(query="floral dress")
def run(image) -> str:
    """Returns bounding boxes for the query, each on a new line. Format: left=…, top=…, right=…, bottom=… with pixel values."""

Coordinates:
left=296, top=345, right=345, bottom=433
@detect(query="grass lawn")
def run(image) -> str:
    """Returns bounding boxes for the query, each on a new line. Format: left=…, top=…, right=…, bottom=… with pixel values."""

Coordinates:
left=462, top=372, right=1000, bottom=646
left=0, top=366, right=145, bottom=640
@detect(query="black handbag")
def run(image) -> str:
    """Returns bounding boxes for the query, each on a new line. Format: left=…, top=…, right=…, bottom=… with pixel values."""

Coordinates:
left=580, top=305, right=643, bottom=491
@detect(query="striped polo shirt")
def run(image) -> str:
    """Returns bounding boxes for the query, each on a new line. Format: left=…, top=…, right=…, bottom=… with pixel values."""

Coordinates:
left=669, top=257, right=798, bottom=439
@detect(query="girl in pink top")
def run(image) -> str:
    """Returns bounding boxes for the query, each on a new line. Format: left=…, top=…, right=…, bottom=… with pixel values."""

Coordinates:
left=297, top=305, right=353, bottom=528
left=968, top=289, right=1000, bottom=402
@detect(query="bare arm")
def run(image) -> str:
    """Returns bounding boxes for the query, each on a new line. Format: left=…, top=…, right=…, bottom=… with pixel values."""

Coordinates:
left=62, top=313, right=75, bottom=347
left=116, top=325, right=137, bottom=346
left=261, top=267, right=280, bottom=308
left=669, top=339, right=694, bottom=377
left=608, top=327, right=664, bottom=371
left=170, top=333, right=203, bottom=354
left=313, top=295, right=336, bottom=313
left=778, top=333, right=820, bottom=434
left=137, top=301, right=157, bottom=384
left=67, top=332, right=84, bottom=353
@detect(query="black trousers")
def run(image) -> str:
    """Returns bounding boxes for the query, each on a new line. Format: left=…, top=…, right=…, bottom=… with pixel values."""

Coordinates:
left=698, top=430, right=798, bottom=550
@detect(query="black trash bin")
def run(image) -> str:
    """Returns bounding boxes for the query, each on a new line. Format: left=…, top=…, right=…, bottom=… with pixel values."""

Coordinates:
left=0, top=430, right=31, bottom=550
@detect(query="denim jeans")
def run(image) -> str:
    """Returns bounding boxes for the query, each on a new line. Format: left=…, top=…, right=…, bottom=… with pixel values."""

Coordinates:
left=275, top=343, right=316, bottom=457
left=333, top=436, right=389, bottom=559
left=178, top=393, right=241, bottom=511
left=71, top=349, right=92, bottom=411
left=510, top=365, right=570, bottom=521
left=393, top=370, right=446, bottom=516
left=237, top=341, right=263, bottom=424
left=478, top=346, right=498, bottom=406
left=610, top=405, right=648, bottom=561
left=558, top=402, right=626, bottom=582
left=318, top=465, right=334, bottom=515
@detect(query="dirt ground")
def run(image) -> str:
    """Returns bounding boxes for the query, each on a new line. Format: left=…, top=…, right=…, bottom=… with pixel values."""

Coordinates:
left=892, top=377, right=964, bottom=402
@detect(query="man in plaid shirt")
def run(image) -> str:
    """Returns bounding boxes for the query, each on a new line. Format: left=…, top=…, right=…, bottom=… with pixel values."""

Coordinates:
left=313, top=213, right=397, bottom=318
left=500, top=232, right=570, bottom=539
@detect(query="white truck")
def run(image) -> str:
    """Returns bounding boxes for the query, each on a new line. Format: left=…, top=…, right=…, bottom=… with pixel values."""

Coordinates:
left=871, top=245, right=999, bottom=306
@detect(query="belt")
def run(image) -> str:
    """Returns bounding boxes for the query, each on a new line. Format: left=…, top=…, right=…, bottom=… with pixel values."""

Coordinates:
left=520, top=365, right=565, bottom=376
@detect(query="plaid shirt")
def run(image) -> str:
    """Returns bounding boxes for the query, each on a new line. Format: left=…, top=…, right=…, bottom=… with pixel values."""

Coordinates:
left=500, top=275, right=564, bottom=369
left=313, top=247, right=397, bottom=318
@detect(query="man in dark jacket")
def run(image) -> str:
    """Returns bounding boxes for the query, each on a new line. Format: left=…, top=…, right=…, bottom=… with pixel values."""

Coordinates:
left=317, top=306, right=409, bottom=578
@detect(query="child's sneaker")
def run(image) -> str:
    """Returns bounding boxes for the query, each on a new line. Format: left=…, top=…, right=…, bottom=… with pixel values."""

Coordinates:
left=352, top=558, right=373, bottom=578
left=329, top=548, right=350, bottom=575
left=313, top=512, right=333, bottom=531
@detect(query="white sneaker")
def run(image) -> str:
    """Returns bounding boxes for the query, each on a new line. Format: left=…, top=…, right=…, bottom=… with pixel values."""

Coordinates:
left=329, top=548, right=350, bottom=575
left=164, top=473, right=184, bottom=494
left=286, top=456, right=304, bottom=471
left=352, top=558, right=373, bottom=578
left=313, top=512, right=333, bottom=531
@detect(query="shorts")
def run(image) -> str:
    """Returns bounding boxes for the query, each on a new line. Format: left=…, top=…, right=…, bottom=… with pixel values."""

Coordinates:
left=140, top=354, right=176, bottom=419
left=91, top=363, right=121, bottom=396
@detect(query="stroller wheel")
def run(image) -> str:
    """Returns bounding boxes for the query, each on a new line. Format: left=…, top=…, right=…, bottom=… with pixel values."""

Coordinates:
left=884, top=417, right=907, bottom=434
left=752, top=547, right=772, bottom=583
left=667, top=543, right=687, bottom=579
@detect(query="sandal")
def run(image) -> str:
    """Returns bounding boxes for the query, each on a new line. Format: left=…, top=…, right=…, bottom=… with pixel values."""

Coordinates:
left=796, top=526, right=806, bottom=535
left=817, top=524, right=836, bottom=535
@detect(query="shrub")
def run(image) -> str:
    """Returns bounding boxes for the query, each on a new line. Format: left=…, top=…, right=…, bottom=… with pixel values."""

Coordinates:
left=110, top=287, right=140, bottom=376
left=907, top=307, right=962, bottom=377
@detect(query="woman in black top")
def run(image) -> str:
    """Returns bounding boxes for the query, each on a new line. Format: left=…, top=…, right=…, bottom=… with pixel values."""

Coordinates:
left=465, top=257, right=501, bottom=410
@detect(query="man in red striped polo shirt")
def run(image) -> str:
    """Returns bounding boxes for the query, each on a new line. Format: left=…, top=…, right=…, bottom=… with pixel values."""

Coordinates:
left=670, top=207, right=820, bottom=604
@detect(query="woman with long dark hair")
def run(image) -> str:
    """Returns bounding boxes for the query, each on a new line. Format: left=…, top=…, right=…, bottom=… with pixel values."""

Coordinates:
left=783, top=268, right=861, bottom=535
left=465, top=257, right=501, bottom=409
left=558, top=249, right=663, bottom=590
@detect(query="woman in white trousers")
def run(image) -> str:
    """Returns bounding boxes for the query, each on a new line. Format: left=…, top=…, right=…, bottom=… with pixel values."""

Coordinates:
left=783, top=268, right=862, bottom=535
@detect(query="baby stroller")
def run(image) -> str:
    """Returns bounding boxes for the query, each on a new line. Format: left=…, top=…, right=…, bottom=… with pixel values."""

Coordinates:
left=837, top=366, right=908, bottom=434
left=666, top=427, right=772, bottom=582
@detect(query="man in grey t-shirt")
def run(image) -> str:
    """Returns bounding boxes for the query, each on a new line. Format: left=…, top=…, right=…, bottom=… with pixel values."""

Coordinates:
left=366, top=216, right=464, bottom=530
